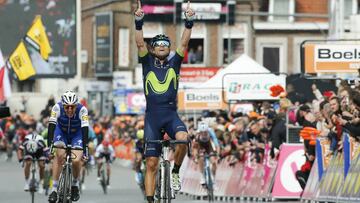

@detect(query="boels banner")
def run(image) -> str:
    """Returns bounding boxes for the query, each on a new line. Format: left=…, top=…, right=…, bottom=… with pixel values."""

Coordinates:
left=178, top=89, right=227, bottom=110
left=304, top=43, right=360, bottom=73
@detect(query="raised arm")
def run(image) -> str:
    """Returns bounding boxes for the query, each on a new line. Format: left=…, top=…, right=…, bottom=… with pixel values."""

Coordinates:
left=179, top=1, right=195, bottom=54
left=134, top=0, right=147, bottom=55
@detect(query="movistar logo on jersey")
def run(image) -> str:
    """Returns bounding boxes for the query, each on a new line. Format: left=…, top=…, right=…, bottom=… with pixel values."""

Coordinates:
left=145, top=68, right=178, bottom=95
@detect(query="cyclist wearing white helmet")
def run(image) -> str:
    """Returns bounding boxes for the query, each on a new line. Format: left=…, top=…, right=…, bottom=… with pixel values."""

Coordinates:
left=193, top=121, right=220, bottom=186
left=47, top=90, right=89, bottom=203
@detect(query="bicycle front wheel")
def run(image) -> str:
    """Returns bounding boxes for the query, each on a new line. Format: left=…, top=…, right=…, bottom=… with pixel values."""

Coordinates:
left=164, top=161, right=171, bottom=203
left=60, top=165, right=72, bottom=203
left=205, top=166, right=214, bottom=202
left=101, top=167, right=107, bottom=194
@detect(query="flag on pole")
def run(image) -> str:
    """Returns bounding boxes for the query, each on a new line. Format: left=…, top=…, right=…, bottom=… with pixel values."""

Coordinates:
left=7, top=41, right=36, bottom=81
left=25, top=15, right=52, bottom=60
left=0, top=49, right=11, bottom=102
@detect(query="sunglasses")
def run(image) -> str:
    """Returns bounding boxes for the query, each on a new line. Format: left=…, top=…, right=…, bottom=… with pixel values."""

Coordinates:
left=63, top=105, right=76, bottom=110
left=153, top=40, right=170, bottom=47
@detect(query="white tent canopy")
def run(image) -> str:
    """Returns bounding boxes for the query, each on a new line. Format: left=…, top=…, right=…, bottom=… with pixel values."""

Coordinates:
left=199, top=54, right=271, bottom=89
left=197, top=54, right=286, bottom=101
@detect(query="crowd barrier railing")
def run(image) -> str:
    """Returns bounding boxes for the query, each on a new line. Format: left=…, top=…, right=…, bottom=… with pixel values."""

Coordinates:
left=180, top=144, right=305, bottom=201
left=302, top=132, right=360, bottom=203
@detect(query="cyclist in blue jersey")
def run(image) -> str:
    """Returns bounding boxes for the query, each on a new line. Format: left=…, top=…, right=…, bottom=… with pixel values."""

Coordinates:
left=47, top=91, right=89, bottom=203
left=193, top=121, right=220, bottom=185
left=134, top=1, right=195, bottom=202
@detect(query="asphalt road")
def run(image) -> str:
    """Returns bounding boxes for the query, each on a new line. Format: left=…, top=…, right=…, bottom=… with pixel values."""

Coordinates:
left=0, top=154, right=300, bottom=203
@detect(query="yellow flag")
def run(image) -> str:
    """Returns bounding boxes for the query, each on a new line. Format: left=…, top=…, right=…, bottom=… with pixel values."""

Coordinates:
left=7, top=41, right=36, bottom=81
left=25, top=15, right=52, bottom=60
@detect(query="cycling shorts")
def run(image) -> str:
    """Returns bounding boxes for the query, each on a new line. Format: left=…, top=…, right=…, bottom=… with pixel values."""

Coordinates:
left=144, top=109, right=187, bottom=157
left=53, top=125, right=83, bottom=148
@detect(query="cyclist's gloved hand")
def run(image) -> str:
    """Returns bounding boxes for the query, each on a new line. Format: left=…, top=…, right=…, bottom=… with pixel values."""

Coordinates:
left=82, top=155, right=89, bottom=162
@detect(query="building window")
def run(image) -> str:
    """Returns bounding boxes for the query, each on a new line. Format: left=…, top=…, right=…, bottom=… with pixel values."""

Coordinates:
left=223, top=39, right=244, bottom=64
left=13, top=79, right=35, bottom=92
left=256, top=37, right=287, bottom=73
left=268, top=0, right=295, bottom=22
left=263, top=47, right=279, bottom=73
left=345, top=0, right=358, bottom=18
left=183, top=39, right=204, bottom=64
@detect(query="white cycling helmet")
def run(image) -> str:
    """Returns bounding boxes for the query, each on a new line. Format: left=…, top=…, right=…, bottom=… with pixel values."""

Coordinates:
left=61, top=90, right=78, bottom=105
left=197, top=121, right=209, bottom=132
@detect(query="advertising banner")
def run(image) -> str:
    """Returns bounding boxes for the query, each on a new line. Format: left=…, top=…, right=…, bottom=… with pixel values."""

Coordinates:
left=179, top=67, right=220, bottom=85
left=113, top=71, right=133, bottom=89
left=178, top=89, right=226, bottom=110
left=272, top=144, right=305, bottom=198
left=260, top=144, right=277, bottom=198
left=317, top=153, right=344, bottom=201
left=0, top=0, right=77, bottom=77
left=304, top=43, right=360, bottom=73
left=223, top=73, right=286, bottom=101
left=118, top=28, right=129, bottom=67
left=95, top=12, right=113, bottom=77
left=316, top=138, right=331, bottom=180
left=113, top=89, right=146, bottom=115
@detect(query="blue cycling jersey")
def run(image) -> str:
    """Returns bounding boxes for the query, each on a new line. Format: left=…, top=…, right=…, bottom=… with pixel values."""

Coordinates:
left=140, top=49, right=184, bottom=111
left=49, top=102, right=89, bottom=147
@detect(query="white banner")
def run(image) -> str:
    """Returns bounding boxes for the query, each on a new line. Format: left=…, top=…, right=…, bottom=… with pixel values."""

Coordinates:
left=113, top=71, right=133, bottom=89
left=182, top=3, right=222, bottom=20
left=184, top=89, right=222, bottom=103
left=118, top=28, right=129, bottom=67
left=223, top=74, right=286, bottom=101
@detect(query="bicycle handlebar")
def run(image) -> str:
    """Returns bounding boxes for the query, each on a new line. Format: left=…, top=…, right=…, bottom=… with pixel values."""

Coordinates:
left=145, top=139, right=189, bottom=145
left=145, top=139, right=192, bottom=157
left=51, top=145, right=84, bottom=151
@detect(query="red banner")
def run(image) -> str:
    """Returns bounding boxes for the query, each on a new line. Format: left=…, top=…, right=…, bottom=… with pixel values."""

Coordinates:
left=179, top=67, right=220, bottom=83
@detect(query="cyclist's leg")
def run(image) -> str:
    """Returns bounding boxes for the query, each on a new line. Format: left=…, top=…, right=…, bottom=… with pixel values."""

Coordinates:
left=23, top=157, right=32, bottom=190
left=51, top=128, right=66, bottom=192
left=71, top=150, right=82, bottom=183
left=96, top=154, right=103, bottom=179
left=165, top=111, right=188, bottom=172
left=165, top=111, right=188, bottom=191
left=145, top=157, right=159, bottom=201
left=70, top=130, right=83, bottom=186
left=105, top=154, right=111, bottom=185
left=144, top=113, right=162, bottom=202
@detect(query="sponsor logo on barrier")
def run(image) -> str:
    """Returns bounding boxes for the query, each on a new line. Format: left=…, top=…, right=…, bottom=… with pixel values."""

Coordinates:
left=272, top=144, right=305, bottom=198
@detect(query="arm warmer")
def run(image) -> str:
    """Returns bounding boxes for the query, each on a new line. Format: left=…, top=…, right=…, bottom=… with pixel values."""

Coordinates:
left=47, top=123, right=56, bottom=147
left=81, top=126, right=89, bottom=155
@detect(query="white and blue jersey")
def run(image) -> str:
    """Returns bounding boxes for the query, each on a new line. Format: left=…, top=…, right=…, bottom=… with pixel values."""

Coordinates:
left=49, top=102, right=89, bottom=148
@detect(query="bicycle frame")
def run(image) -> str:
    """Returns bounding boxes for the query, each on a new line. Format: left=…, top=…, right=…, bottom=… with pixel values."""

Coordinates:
left=53, top=145, right=83, bottom=203
left=200, top=153, right=217, bottom=202
left=146, top=139, right=190, bottom=203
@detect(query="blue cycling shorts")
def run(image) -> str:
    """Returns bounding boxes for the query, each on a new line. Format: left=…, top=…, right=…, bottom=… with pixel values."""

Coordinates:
left=144, top=109, right=187, bottom=157
left=53, top=125, right=83, bottom=148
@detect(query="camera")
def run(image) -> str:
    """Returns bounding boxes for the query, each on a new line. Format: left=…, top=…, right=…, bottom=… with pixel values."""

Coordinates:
left=0, top=106, right=10, bottom=118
